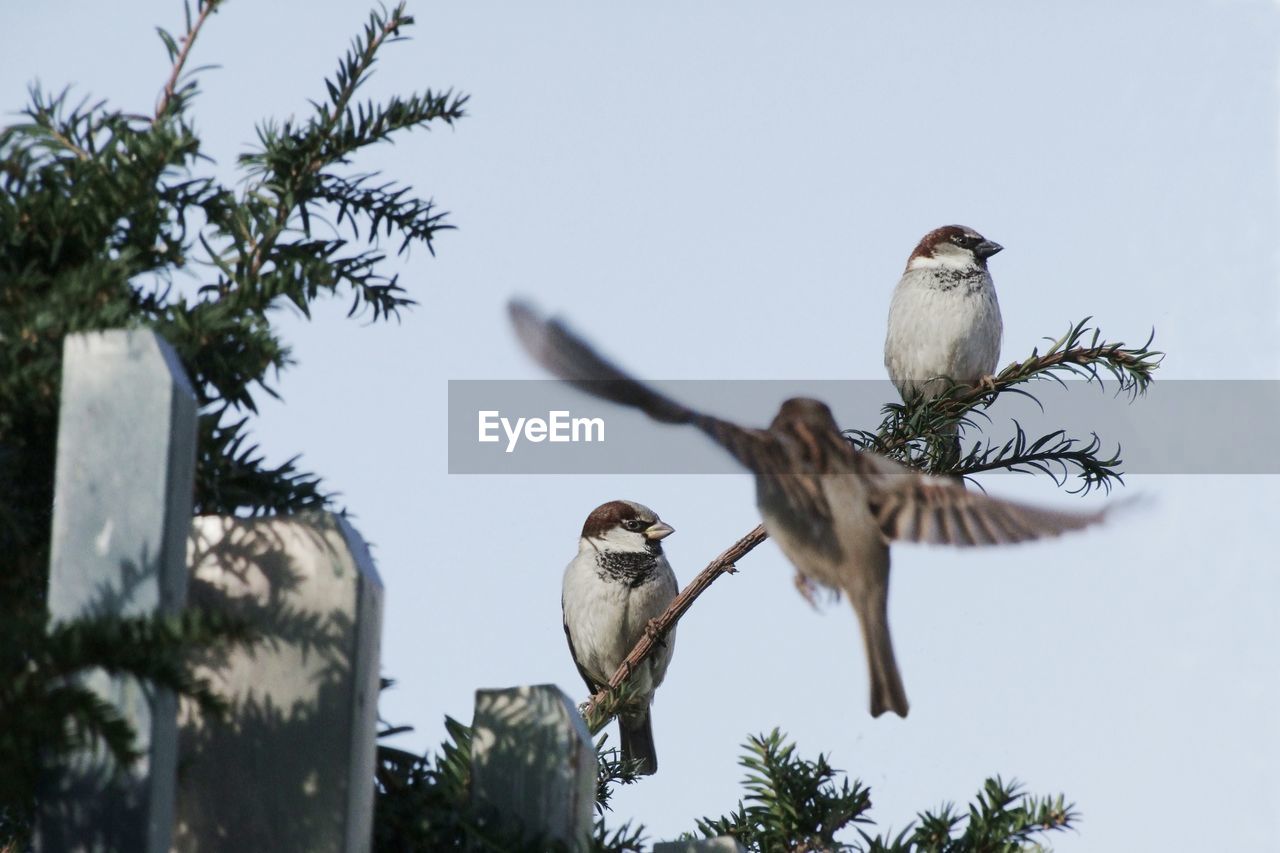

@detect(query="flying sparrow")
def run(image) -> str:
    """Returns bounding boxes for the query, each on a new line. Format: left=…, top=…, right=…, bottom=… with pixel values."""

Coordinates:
left=885, top=225, right=1004, bottom=403
left=511, top=301, right=1107, bottom=718
left=562, top=499, right=678, bottom=775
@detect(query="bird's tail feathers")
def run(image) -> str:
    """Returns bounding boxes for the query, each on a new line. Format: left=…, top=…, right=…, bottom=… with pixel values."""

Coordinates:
left=618, top=709, right=658, bottom=776
left=856, top=602, right=909, bottom=718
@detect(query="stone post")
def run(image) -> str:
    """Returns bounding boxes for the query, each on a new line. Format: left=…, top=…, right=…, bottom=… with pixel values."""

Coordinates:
left=470, top=685, right=596, bottom=848
left=175, top=514, right=384, bottom=853
left=40, top=329, right=198, bottom=853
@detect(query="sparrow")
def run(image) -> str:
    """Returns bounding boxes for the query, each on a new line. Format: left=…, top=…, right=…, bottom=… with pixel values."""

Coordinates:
left=885, top=225, right=1004, bottom=404
left=510, top=301, right=1107, bottom=718
left=562, top=499, right=679, bottom=775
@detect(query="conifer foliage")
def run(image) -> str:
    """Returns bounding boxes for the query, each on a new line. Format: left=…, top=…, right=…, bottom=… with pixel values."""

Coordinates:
left=0, top=1, right=463, bottom=841
left=2, top=3, right=1155, bottom=850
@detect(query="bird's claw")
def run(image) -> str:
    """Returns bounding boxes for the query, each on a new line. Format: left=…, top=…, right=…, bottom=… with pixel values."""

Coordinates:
left=794, top=574, right=822, bottom=610
left=977, top=374, right=998, bottom=394
left=644, top=617, right=666, bottom=647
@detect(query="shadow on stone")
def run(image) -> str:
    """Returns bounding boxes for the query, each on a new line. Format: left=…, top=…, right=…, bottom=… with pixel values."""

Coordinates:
left=38, top=545, right=181, bottom=853
left=470, top=685, right=595, bottom=850
left=174, top=513, right=382, bottom=853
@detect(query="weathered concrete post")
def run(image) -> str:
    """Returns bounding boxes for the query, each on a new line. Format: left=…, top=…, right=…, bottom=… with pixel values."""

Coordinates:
left=40, top=329, right=198, bottom=853
left=470, top=685, right=596, bottom=848
left=175, top=514, right=384, bottom=853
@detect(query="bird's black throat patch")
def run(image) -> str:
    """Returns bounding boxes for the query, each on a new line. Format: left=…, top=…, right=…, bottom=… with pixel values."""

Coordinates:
left=930, top=267, right=987, bottom=292
left=596, top=550, right=661, bottom=587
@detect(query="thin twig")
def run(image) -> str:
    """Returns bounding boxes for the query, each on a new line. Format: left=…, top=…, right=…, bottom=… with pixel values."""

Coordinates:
left=155, top=0, right=222, bottom=120
left=45, top=126, right=91, bottom=161
left=584, top=523, right=768, bottom=728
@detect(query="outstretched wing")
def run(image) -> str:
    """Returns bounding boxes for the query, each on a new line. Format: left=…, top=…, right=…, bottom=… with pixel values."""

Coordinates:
left=508, top=300, right=777, bottom=473
left=850, top=452, right=1106, bottom=546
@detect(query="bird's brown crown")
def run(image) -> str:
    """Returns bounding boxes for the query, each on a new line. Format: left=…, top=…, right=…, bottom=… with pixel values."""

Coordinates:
left=906, top=224, right=992, bottom=268
left=772, top=398, right=839, bottom=430
left=581, top=499, right=653, bottom=539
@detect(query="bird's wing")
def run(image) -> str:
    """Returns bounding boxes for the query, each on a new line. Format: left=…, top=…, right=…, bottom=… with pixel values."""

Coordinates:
left=562, top=612, right=603, bottom=695
left=508, top=300, right=780, bottom=473
left=850, top=451, right=1106, bottom=546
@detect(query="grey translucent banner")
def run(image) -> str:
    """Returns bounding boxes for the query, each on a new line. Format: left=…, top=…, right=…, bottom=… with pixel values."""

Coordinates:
left=447, top=380, right=1280, bottom=475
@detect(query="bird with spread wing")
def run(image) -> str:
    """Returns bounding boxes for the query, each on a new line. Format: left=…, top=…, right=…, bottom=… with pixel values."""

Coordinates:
left=509, top=301, right=1107, bottom=718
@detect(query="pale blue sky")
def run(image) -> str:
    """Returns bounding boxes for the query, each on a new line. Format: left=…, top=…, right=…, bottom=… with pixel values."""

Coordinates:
left=5, top=2, right=1278, bottom=848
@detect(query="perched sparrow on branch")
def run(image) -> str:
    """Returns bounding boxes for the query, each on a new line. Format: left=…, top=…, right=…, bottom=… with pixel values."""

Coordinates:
left=885, top=225, right=1004, bottom=403
left=511, top=301, right=1106, bottom=718
left=885, top=225, right=1004, bottom=468
left=562, top=499, right=678, bottom=775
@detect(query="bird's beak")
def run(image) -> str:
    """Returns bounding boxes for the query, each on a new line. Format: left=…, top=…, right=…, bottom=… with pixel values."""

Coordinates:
left=644, top=521, right=675, bottom=541
left=975, top=239, right=1003, bottom=259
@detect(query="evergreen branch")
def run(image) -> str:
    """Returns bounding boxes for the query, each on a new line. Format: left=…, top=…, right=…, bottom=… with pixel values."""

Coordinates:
left=223, top=2, right=464, bottom=308
left=954, top=317, right=1161, bottom=416
left=688, top=733, right=1078, bottom=853
left=956, top=425, right=1122, bottom=495
left=256, top=240, right=411, bottom=320
left=193, top=414, right=329, bottom=516
left=315, top=3, right=416, bottom=156
left=239, top=2, right=466, bottom=185
left=861, top=776, right=1078, bottom=852
left=314, top=90, right=468, bottom=168
left=155, top=0, right=223, bottom=120
left=0, top=3, right=462, bottom=841
left=302, top=2, right=468, bottom=167
left=593, top=819, right=647, bottom=853
left=7, top=87, right=98, bottom=161
left=847, top=319, right=1161, bottom=489
left=317, top=172, right=454, bottom=255
left=694, top=729, right=872, bottom=851
left=0, top=609, right=256, bottom=778
left=593, top=737, right=644, bottom=814
left=582, top=524, right=768, bottom=732
left=234, top=1, right=405, bottom=279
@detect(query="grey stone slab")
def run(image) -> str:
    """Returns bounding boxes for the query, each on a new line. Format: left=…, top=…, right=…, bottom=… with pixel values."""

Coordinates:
left=470, top=685, right=595, bottom=850
left=39, top=329, right=197, bottom=853
left=174, top=513, right=383, bottom=853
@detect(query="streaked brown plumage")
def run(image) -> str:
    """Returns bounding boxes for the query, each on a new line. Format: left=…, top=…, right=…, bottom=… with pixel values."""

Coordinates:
left=509, top=301, right=1106, bottom=717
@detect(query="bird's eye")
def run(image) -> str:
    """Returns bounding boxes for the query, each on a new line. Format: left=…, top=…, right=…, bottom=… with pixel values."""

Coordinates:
left=622, top=519, right=643, bottom=531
